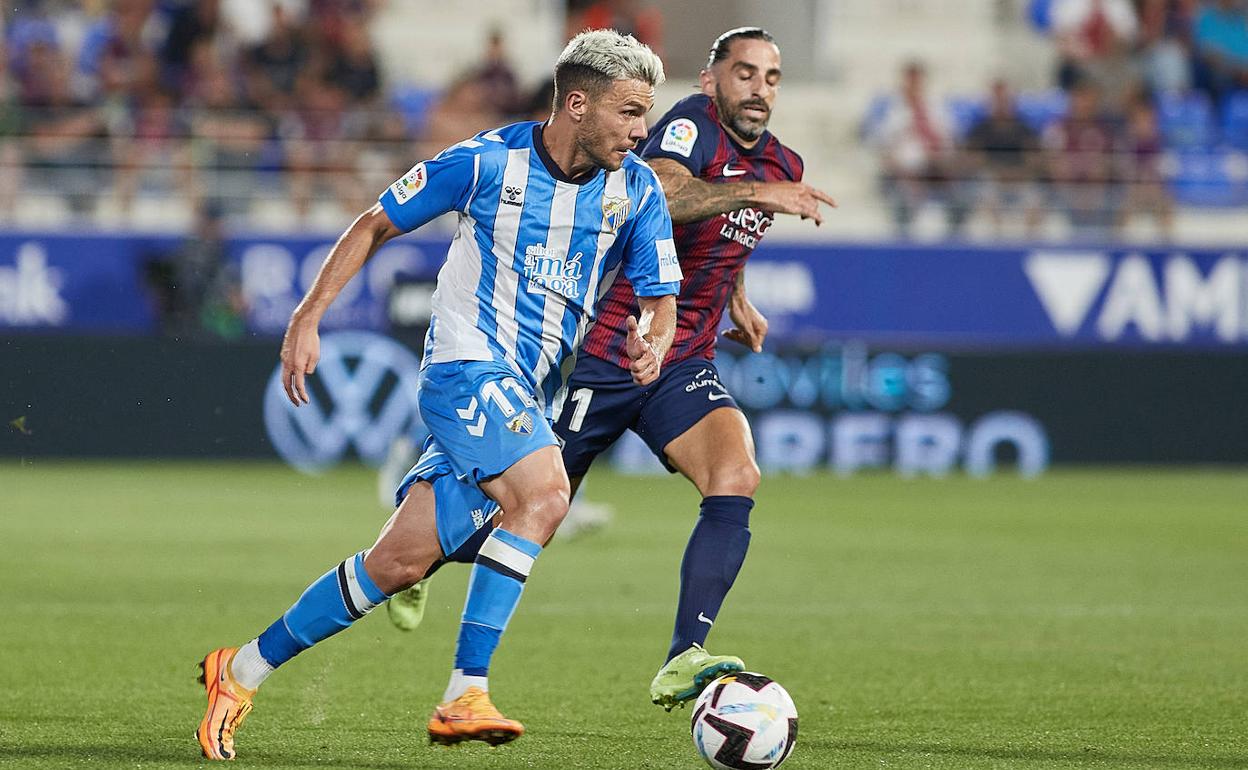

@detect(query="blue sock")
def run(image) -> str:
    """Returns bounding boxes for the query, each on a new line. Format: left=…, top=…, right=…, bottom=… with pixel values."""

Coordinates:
left=454, top=528, right=543, bottom=676
left=256, top=550, right=389, bottom=668
left=667, top=496, right=753, bottom=662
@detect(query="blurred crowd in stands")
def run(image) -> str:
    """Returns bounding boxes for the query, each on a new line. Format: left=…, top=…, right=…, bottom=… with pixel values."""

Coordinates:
left=867, top=0, right=1248, bottom=240
left=0, top=0, right=663, bottom=226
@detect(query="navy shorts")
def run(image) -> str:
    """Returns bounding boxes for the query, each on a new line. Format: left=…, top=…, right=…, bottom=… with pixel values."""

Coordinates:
left=554, top=354, right=740, bottom=476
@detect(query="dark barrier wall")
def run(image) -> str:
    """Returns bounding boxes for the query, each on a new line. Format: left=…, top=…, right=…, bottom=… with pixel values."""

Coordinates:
left=4, top=335, right=1246, bottom=466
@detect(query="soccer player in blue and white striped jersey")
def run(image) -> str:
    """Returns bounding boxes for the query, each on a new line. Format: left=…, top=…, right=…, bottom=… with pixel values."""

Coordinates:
left=195, top=30, right=679, bottom=760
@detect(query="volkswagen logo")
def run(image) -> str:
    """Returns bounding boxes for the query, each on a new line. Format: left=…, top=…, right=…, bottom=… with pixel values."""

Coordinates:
left=264, top=331, right=424, bottom=472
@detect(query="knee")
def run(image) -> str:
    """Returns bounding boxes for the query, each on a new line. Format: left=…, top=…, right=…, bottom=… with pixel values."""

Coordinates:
left=704, top=459, right=760, bottom=498
left=512, top=482, right=571, bottom=539
left=364, top=545, right=433, bottom=595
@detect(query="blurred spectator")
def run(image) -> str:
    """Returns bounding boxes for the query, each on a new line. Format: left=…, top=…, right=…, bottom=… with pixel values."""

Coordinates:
left=322, top=10, right=379, bottom=107
left=418, top=74, right=501, bottom=161
left=962, top=80, right=1046, bottom=238
left=76, top=0, right=158, bottom=105
left=161, top=0, right=226, bottom=90
left=568, top=0, right=663, bottom=57
left=242, top=2, right=307, bottom=115
left=144, top=201, right=246, bottom=339
left=22, top=45, right=108, bottom=214
left=1118, top=97, right=1174, bottom=237
left=1135, top=0, right=1193, bottom=96
left=0, top=47, right=24, bottom=221
left=1191, top=0, right=1248, bottom=108
left=185, top=47, right=271, bottom=215
left=870, top=60, right=968, bottom=239
left=523, top=77, right=556, bottom=122
left=467, top=29, right=522, bottom=118
left=1051, top=0, right=1139, bottom=105
left=1043, top=78, right=1121, bottom=238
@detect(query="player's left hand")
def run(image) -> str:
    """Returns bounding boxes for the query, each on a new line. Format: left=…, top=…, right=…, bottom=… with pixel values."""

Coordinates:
left=626, top=315, right=661, bottom=386
left=724, top=296, right=768, bottom=353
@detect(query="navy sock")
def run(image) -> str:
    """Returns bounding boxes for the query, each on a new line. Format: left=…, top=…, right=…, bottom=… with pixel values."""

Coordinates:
left=667, top=496, right=753, bottom=662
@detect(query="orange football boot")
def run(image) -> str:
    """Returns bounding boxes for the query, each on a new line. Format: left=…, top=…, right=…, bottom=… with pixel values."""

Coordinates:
left=195, top=647, right=256, bottom=760
left=427, top=686, right=524, bottom=746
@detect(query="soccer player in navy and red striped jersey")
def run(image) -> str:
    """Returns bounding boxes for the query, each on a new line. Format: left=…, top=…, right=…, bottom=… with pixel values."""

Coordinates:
left=553, top=27, right=836, bottom=709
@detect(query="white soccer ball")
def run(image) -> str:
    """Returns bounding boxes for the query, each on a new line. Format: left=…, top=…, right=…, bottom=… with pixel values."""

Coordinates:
left=690, top=672, right=798, bottom=769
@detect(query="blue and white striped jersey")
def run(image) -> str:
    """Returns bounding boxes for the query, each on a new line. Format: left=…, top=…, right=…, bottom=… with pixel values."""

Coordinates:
left=379, top=121, right=681, bottom=414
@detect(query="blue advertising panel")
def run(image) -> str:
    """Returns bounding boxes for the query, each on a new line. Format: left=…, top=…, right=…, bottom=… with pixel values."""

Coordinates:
left=743, top=242, right=1248, bottom=349
left=3, top=231, right=1245, bottom=349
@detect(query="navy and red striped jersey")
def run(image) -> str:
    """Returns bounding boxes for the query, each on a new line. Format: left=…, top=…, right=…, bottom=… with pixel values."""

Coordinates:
left=580, top=94, right=804, bottom=368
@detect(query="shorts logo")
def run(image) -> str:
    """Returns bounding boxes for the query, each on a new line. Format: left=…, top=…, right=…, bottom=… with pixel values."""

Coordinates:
left=524, top=243, right=583, bottom=299
left=389, top=163, right=426, bottom=202
left=685, top=367, right=730, bottom=400
left=660, top=118, right=698, bottom=157
left=506, top=413, right=534, bottom=435
left=502, top=184, right=525, bottom=207
left=470, top=508, right=486, bottom=529
left=601, top=195, right=631, bottom=233
left=456, top=397, right=487, bottom=436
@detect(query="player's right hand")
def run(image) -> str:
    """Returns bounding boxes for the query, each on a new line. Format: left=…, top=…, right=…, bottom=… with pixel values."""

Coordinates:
left=625, top=315, right=661, bottom=386
left=280, top=317, right=320, bottom=406
left=755, top=182, right=837, bottom=226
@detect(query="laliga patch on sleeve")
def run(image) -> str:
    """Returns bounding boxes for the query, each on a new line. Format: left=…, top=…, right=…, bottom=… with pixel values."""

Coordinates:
left=389, top=162, right=427, bottom=203
left=659, top=118, right=698, bottom=158
left=656, top=238, right=682, bottom=283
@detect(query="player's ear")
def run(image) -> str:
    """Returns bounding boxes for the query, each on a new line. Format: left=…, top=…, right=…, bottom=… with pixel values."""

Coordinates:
left=565, top=90, right=589, bottom=122
left=698, top=68, right=715, bottom=97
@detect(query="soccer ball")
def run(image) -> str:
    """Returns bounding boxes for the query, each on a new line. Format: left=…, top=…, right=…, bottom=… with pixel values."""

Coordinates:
left=690, top=672, right=798, bottom=769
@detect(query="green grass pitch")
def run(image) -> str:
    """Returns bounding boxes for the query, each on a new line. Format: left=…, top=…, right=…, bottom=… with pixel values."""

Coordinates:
left=1, top=462, right=1246, bottom=769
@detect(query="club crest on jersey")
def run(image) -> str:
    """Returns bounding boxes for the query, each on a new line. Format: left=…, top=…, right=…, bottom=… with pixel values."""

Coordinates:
left=506, top=412, right=534, bottom=435
left=601, top=195, right=631, bottom=233
left=389, top=163, right=426, bottom=202
left=660, top=118, right=697, bottom=157
left=524, top=243, right=583, bottom=299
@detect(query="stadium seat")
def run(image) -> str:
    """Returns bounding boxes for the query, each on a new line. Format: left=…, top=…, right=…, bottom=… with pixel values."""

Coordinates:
left=858, top=92, right=893, bottom=141
left=1156, top=91, right=1215, bottom=149
left=945, top=97, right=987, bottom=141
left=1167, top=149, right=1248, bottom=207
left=1015, top=89, right=1068, bottom=133
left=1222, top=91, right=1248, bottom=151
left=391, top=85, right=441, bottom=137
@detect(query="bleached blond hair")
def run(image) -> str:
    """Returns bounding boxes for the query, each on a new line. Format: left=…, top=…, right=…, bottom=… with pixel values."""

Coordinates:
left=552, top=29, right=665, bottom=111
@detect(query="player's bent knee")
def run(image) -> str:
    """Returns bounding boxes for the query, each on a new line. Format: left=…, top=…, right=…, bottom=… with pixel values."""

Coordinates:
left=514, top=484, right=571, bottom=538
left=363, top=542, right=437, bottom=594
left=705, top=459, right=761, bottom=498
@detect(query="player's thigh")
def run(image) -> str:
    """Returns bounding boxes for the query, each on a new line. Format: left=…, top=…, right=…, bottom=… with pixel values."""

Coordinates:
left=634, top=358, right=759, bottom=495
left=663, top=406, right=760, bottom=498
left=479, top=444, right=570, bottom=542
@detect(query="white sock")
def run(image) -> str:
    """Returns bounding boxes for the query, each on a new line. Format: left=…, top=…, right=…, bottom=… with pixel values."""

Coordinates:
left=443, top=668, right=489, bottom=702
left=230, top=639, right=274, bottom=691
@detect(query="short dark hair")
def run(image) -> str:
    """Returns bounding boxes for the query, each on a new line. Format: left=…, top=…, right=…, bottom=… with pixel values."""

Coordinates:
left=705, top=27, right=776, bottom=70
left=552, top=62, right=614, bottom=113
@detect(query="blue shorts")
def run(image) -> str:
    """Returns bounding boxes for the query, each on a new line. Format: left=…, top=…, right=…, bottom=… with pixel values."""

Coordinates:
left=396, top=360, right=557, bottom=557
left=554, top=354, right=740, bottom=476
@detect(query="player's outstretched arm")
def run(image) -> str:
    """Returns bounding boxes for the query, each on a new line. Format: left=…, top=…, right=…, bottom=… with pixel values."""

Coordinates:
left=281, top=204, right=404, bottom=406
left=650, top=158, right=837, bottom=226
left=626, top=294, right=677, bottom=386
